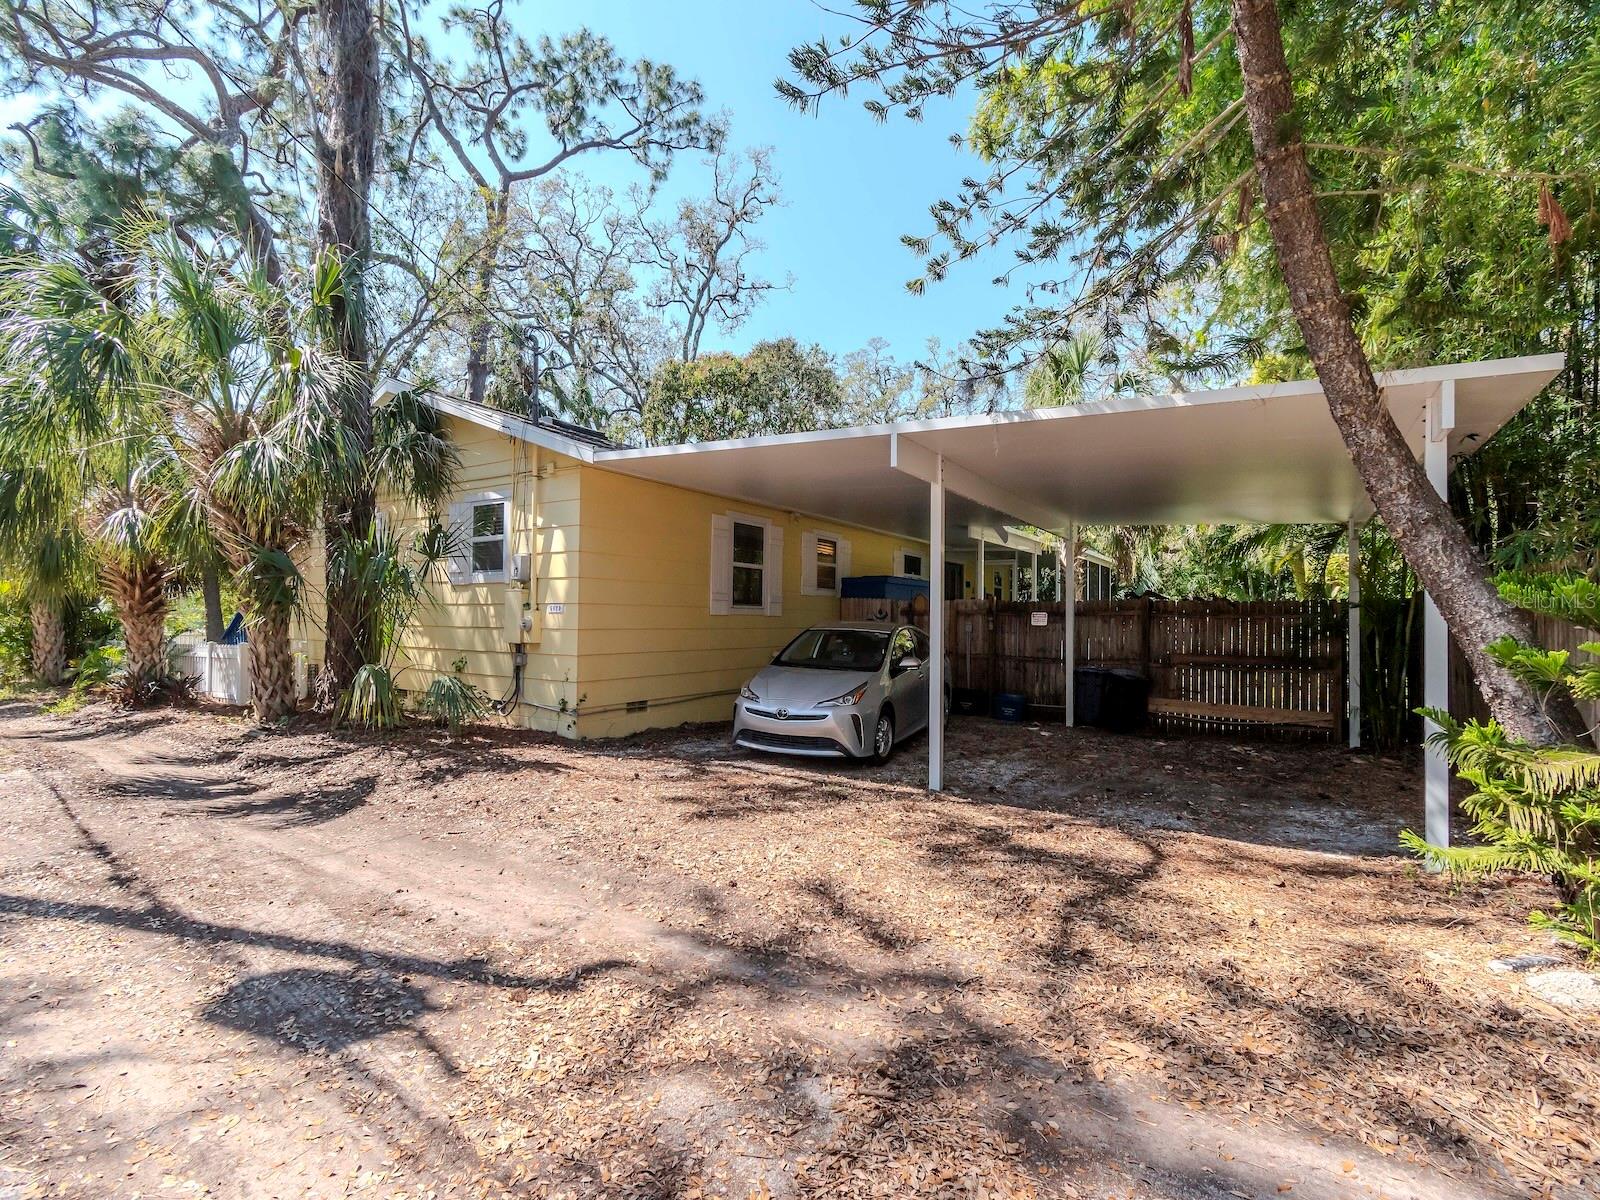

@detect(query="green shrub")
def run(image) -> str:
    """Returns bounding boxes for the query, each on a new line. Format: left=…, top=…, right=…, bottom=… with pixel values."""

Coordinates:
left=71, top=643, right=124, bottom=692
left=1403, top=574, right=1600, bottom=958
left=338, top=663, right=403, bottom=731
left=416, top=663, right=490, bottom=735
left=0, top=579, right=31, bottom=680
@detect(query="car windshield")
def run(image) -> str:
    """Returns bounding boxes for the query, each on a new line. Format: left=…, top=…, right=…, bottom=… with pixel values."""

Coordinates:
left=774, top=628, right=888, bottom=671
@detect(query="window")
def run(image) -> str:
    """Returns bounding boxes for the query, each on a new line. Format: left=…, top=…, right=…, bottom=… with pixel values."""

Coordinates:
left=447, top=492, right=510, bottom=584
left=889, top=627, right=917, bottom=669
left=732, top=519, right=766, bottom=608
left=1082, top=559, right=1115, bottom=601
left=471, top=501, right=506, bottom=575
left=711, top=513, right=783, bottom=615
left=801, top=530, right=851, bottom=596
left=775, top=627, right=887, bottom=671
left=814, top=535, right=838, bottom=592
left=894, top=549, right=925, bottom=578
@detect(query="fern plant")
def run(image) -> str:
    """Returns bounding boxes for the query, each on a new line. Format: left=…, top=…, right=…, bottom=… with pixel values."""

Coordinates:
left=1403, top=574, right=1600, bottom=957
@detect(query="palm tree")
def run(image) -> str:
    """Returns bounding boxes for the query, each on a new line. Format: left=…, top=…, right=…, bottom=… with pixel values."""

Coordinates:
left=1, top=223, right=452, bottom=722
left=0, top=464, right=87, bottom=684
left=91, top=444, right=180, bottom=694
left=142, top=236, right=452, bottom=722
left=135, top=237, right=368, bottom=722
left=0, top=238, right=181, bottom=693
left=1023, top=333, right=1101, bottom=409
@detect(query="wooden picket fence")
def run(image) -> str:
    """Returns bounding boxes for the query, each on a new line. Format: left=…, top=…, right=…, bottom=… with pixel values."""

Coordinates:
left=844, top=595, right=1347, bottom=738
left=1449, top=612, right=1600, bottom=748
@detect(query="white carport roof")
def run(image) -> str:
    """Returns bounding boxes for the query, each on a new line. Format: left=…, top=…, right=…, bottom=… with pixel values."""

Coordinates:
left=589, top=354, right=1563, bottom=538
left=410, top=352, right=1564, bottom=818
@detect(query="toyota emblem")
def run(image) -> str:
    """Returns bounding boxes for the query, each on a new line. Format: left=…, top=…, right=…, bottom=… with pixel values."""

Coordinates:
left=776, top=707, right=789, bottom=719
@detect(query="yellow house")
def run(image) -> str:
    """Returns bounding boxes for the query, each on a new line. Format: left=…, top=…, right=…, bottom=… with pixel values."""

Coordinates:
left=294, top=388, right=1111, bottom=741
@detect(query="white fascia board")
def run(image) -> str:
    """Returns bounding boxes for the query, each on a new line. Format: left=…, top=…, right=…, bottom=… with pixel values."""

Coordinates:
left=891, top=432, right=1072, bottom=533
left=587, top=354, right=1566, bottom=468
left=413, top=392, right=598, bottom=463
left=373, top=375, right=413, bottom=405
left=965, top=524, right=1049, bottom=555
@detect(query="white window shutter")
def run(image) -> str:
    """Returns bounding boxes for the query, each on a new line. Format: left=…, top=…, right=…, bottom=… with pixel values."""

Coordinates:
left=445, top=500, right=469, bottom=584
left=765, top=524, right=784, bottom=616
left=709, top=514, right=733, bottom=614
left=800, top=530, right=817, bottom=594
left=836, top=538, right=852, bottom=593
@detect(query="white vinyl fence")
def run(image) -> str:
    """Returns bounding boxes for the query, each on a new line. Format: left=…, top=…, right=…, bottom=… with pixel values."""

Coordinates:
left=171, top=632, right=310, bottom=705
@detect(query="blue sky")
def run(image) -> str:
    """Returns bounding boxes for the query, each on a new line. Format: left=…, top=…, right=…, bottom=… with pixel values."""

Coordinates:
left=509, top=0, right=1024, bottom=363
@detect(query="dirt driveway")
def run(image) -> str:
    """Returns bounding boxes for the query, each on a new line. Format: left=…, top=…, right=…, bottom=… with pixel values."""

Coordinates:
left=1, top=702, right=1596, bottom=1200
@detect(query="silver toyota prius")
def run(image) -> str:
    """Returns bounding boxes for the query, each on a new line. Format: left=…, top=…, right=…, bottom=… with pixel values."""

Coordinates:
left=732, top=622, right=935, bottom=762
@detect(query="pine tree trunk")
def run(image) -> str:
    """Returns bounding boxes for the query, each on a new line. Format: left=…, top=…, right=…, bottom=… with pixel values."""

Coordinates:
left=201, top=565, right=225, bottom=643
left=112, top=565, right=169, bottom=698
left=248, top=605, right=297, bottom=724
left=315, top=0, right=379, bottom=698
left=1229, top=0, right=1582, bottom=747
left=29, top=597, right=67, bottom=685
left=464, top=186, right=511, bottom=407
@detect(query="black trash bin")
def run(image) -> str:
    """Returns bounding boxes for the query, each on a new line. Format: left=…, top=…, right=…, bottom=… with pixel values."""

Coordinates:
left=1073, top=666, right=1111, bottom=727
left=951, top=686, right=988, bottom=716
left=1100, top=668, right=1151, bottom=732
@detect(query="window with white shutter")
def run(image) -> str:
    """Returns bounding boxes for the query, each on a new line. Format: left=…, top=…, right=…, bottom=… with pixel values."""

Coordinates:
left=446, top=491, right=510, bottom=584
left=801, top=531, right=852, bottom=596
left=711, top=512, right=785, bottom=615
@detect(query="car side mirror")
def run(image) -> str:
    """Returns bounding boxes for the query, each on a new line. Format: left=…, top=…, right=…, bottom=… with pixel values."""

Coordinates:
left=895, top=656, right=922, bottom=674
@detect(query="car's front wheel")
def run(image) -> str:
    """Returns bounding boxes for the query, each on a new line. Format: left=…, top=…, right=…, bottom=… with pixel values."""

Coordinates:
left=868, top=707, right=895, bottom=764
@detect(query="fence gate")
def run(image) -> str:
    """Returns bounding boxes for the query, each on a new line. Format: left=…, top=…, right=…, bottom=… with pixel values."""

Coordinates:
left=939, top=597, right=1346, bottom=739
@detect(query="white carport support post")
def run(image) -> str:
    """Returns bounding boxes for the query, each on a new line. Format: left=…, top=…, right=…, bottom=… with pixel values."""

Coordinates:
left=1063, top=522, right=1077, bottom=727
left=1347, top=518, right=1361, bottom=749
left=1423, top=381, right=1455, bottom=849
left=977, top=535, right=986, bottom=600
left=929, top=454, right=945, bottom=792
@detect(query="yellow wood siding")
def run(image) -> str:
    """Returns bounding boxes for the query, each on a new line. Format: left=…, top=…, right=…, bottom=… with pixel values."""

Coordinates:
left=298, top=417, right=926, bottom=741
left=571, top=467, right=924, bottom=739
left=294, top=416, right=584, bottom=736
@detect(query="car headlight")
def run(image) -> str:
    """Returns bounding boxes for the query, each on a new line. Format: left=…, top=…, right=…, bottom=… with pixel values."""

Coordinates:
left=817, top=682, right=869, bottom=708
left=739, top=684, right=760, bottom=702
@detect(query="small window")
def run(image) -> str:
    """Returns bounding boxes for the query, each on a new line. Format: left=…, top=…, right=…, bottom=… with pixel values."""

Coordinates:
left=899, top=551, right=924, bottom=578
left=732, top=519, right=766, bottom=609
left=470, top=501, right=506, bottom=576
left=814, top=535, right=838, bottom=592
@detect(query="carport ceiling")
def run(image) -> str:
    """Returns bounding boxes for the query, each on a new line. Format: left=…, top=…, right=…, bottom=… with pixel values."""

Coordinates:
left=593, top=354, right=1563, bottom=536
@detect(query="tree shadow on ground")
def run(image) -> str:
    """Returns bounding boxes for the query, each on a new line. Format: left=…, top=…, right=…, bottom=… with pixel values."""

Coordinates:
left=200, top=774, right=378, bottom=827
left=203, top=966, right=432, bottom=1052
left=0, top=892, right=632, bottom=997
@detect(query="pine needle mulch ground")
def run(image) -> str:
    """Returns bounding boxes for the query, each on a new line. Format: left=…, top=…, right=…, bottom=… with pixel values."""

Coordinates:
left=1, top=701, right=1596, bottom=1200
